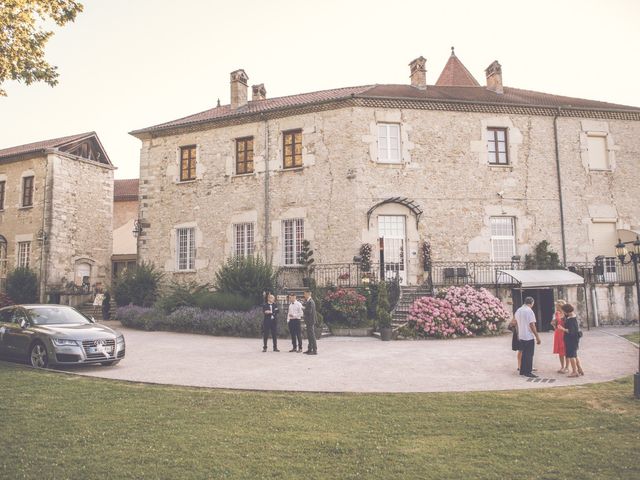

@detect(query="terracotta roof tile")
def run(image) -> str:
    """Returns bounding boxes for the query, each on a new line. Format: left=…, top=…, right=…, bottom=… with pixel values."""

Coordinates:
left=114, top=179, right=139, bottom=201
left=435, top=51, right=480, bottom=87
left=0, top=132, right=96, bottom=161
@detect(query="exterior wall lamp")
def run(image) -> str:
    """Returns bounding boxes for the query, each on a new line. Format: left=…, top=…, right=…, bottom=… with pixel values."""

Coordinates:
left=615, top=235, right=640, bottom=399
left=132, top=219, right=143, bottom=238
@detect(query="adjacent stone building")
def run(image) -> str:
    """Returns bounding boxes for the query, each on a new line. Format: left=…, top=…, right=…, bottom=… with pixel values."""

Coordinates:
left=112, top=179, right=139, bottom=278
left=130, top=50, right=640, bottom=323
left=0, top=132, right=114, bottom=301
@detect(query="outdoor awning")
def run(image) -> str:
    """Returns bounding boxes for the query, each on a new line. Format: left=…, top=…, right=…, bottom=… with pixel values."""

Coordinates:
left=496, top=270, right=585, bottom=288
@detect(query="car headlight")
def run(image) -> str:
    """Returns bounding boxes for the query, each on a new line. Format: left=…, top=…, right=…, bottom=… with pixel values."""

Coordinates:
left=52, top=338, right=79, bottom=346
left=116, top=335, right=125, bottom=344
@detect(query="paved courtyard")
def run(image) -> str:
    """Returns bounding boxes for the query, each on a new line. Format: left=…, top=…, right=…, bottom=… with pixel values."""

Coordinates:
left=55, top=322, right=639, bottom=393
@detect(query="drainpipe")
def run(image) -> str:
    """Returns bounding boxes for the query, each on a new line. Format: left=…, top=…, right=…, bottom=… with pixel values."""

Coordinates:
left=263, top=116, right=270, bottom=259
left=38, top=156, right=51, bottom=302
left=553, top=107, right=568, bottom=265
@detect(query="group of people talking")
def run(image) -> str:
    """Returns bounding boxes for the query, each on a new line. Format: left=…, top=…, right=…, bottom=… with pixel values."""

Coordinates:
left=511, top=297, right=584, bottom=378
left=261, top=290, right=318, bottom=355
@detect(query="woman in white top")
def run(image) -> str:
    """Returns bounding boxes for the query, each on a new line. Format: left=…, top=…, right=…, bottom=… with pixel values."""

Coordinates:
left=287, top=294, right=304, bottom=352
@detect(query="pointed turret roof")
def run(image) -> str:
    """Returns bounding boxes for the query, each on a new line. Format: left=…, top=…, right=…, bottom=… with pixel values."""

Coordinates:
left=435, top=47, right=480, bottom=87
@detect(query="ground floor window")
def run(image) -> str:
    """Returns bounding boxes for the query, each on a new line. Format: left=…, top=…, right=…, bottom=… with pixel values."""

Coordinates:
left=234, top=223, right=255, bottom=257
left=177, top=227, right=195, bottom=270
left=490, top=217, right=516, bottom=261
left=17, top=241, right=31, bottom=268
left=283, top=219, right=304, bottom=265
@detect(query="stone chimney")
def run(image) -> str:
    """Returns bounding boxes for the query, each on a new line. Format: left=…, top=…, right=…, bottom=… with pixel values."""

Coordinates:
left=409, top=56, right=427, bottom=89
left=230, top=69, right=249, bottom=109
left=252, top=83, right=267, bottom=101
left=485, top=60, right=503, bottom=94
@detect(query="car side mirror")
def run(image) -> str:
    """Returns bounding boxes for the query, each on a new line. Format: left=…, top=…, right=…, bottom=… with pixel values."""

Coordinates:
left=20, top=319, right=28, bottom=329
left=89, top=317, right=96, bottom=323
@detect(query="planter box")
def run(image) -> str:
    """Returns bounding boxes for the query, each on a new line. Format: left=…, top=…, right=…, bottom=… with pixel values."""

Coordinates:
left=330, top=327, right=374, bottom=337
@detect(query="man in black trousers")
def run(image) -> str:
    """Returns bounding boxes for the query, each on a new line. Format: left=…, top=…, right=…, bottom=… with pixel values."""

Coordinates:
left=515, top=296, right=541, bottom=377
left=262, top=293, right=279, bottom=352
left=302, top=289, right=317, bottom=355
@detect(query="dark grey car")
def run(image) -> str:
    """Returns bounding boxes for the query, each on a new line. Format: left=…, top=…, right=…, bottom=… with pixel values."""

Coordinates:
left=0, top=304, right=125, bottom=368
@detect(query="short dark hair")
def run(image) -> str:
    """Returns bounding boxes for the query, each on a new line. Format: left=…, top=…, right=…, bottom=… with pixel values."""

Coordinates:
left=524, top=297, right=534, bottom=305
left=561, top=303, right=575, bottom=314
left=303, top=289, right=312, bottom=294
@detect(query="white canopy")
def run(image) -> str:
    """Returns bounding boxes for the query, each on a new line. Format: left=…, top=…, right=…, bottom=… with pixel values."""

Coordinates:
left=497, top=270, right=585, bottom=288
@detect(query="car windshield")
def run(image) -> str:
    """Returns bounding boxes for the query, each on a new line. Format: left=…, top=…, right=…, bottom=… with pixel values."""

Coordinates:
left=26, top=306, right=91, bottom=325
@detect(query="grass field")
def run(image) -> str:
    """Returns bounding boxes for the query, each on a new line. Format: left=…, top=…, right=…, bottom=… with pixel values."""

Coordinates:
left=623, top=331, right=639, bottom=345
left=1, top=361, right=639, bottom=479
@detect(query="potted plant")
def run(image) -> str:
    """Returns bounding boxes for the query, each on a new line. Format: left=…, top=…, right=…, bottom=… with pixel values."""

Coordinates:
left=376, top=281, right=393, bottom=341
left=298, top=239, right=315, bottom=287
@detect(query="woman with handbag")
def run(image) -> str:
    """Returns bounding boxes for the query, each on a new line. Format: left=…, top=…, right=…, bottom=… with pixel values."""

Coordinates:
left=559, top=303, right=584, bottom=378
left=551, top=299, right=568, bottom=373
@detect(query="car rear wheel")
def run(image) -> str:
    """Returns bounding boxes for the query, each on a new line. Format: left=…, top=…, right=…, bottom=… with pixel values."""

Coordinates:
left=30, top=342, right=49, bottom=368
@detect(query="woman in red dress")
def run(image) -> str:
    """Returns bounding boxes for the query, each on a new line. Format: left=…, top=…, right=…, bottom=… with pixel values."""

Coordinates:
left=552, top=300, right=568, bottom=373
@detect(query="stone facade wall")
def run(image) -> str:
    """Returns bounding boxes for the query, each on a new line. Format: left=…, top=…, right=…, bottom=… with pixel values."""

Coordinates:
left=137, top=105, right=640, bottom=292
left=0, top=154, right=47, bottom=280
left=46, top=153, right=113, bottom=290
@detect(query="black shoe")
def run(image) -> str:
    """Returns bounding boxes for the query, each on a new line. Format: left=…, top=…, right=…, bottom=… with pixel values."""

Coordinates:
left=289, top=348, right=297, bottom=352
left=303, top=350, right=312, bottom=354
left=524, top=374, right=538, bottom=378
left=273, top=348, right=280, bottom=352
left=297, top=348, right=303, bottom=353
left=309, top=351, right=317, bottom=355
left=262, top=346, right=267, bottom=352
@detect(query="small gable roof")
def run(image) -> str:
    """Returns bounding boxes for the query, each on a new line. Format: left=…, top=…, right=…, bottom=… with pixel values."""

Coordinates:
left=0, top=132, right=112, bottom=166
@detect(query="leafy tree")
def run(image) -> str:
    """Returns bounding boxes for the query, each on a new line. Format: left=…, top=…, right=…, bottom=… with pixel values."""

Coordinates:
left=0, top=0, right=84, bottom=96
left=113, top=262, right=163, bottom=307
left=524, top=241, right=562, bottom=270
left=297, top=239, right=315, bottom=277
left=6, top=267, right=38, bottom=303
left=215, top=255, right=276, bottom=305
left=376, top=281, right=392, bottom=328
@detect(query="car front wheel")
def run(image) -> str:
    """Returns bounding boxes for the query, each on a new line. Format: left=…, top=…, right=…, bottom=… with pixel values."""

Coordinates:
left=30, top=342, right=49, bottom=368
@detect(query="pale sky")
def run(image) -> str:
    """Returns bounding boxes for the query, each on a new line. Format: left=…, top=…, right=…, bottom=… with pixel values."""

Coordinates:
left=1, top=0, right=638, bottom=179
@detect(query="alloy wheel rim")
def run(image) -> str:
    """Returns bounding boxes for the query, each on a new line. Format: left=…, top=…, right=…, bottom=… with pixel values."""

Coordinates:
left=31, top=345, right=47, bottom=368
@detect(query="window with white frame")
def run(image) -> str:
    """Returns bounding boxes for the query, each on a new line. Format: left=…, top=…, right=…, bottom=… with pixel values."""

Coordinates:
left=18, top=241, right=31, bottom=268
left=282, top=218, right=304, bottom=266
left=587, top=134, right=609, bottom=170
left=377, top=123, right=401, bottom=163
left=490, top=217, right=516, bottom=261
left=234, top=222, right=255, bottom=257
left=176, top=227, right=195, bottom=270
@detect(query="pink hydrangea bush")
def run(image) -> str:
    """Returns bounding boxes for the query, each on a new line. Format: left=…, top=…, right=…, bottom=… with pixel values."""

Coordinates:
left=407, top=296, right=471, bottom=338
left=441, top=285, right=511, bottom=335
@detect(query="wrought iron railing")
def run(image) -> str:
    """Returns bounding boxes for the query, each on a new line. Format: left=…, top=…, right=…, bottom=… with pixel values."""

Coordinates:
left=276, top=259, right=637, bottom=291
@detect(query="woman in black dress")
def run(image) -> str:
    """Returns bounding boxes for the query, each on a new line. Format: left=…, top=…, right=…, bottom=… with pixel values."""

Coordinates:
left=560, top=303, right=584, bottom=377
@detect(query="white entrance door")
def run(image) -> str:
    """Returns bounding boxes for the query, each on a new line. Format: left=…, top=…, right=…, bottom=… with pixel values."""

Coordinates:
left=378, top=215, right=406, bottom=285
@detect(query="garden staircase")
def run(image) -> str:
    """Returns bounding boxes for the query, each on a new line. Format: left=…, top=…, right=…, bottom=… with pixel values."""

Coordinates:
left=391, top=284, right=433, bottom=328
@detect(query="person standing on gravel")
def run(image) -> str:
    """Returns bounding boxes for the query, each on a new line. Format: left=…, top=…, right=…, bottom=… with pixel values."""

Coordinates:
left=302, top=289, right=317, bottom=355
left=515, top=296, right=541, bottom=378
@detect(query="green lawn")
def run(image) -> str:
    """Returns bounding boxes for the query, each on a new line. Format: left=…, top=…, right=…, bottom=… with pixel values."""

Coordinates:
left=1, top=362, right=639, bottom=480
left=623, top=331, right=639, bottom=345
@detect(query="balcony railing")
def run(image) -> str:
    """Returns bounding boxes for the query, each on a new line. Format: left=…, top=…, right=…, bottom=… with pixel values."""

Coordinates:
left=276, top=259, right=637, bottom=290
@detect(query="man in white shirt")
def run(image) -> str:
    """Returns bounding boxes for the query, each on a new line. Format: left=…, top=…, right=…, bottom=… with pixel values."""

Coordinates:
left=515, top=296, right=541, bottom=378
left=287, top=294, right=304, bottom=352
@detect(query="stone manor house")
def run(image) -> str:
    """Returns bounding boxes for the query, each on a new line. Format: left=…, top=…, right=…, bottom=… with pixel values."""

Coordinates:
left=0, top=132, right=114, bottom=302
left=130, top=50, right=640, bottom=325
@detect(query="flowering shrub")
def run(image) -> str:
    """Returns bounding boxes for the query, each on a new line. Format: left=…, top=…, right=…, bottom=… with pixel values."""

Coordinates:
left=323, top=288, right=367, bottom=327
left=408, top=286, right=509, bottom=338
left=441, top=285, right=510, bottom=335
left=407, top=296, right=470, bottom=338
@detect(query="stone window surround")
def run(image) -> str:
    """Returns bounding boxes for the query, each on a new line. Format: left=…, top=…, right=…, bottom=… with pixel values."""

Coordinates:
left=376, top=122, right=402, bottom=164
left=470, top=117, right=522, bottom=169
left=16, top=236, right=32, bottom=268
left=579, top=120, right=616, bottom=172
left=233, top=222, right=255, bottom=257
left=19, top=170, right=35, bottom=209
left=366, top=111, right=413, bottom=166
left=489, top=216, right=517, bottom=262
left=179, top=145, right=198, bottom=182
left=168, top=221, right=202, bottom=273
left=173, top=145, right=201, bottom=184
left=282, top=129, right=303, bottom=170
left=487, top=127, right=509, bottom=165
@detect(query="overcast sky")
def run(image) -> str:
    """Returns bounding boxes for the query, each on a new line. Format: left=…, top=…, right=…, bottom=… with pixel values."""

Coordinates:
left=1, top=0, right=638, bottom=179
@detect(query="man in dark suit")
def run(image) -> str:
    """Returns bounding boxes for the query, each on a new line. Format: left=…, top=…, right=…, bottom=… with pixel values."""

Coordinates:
left=302, top=289, right=317, bottom=355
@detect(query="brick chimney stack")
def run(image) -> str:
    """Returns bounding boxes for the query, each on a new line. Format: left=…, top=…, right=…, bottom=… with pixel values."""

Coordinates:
left=485, top=60, right=503, bottom=94
left=230, top=69, right=249, bottom=109
left=409, top=56, right=427, bottom=90
left=252, top=83, right=267, bottom=101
